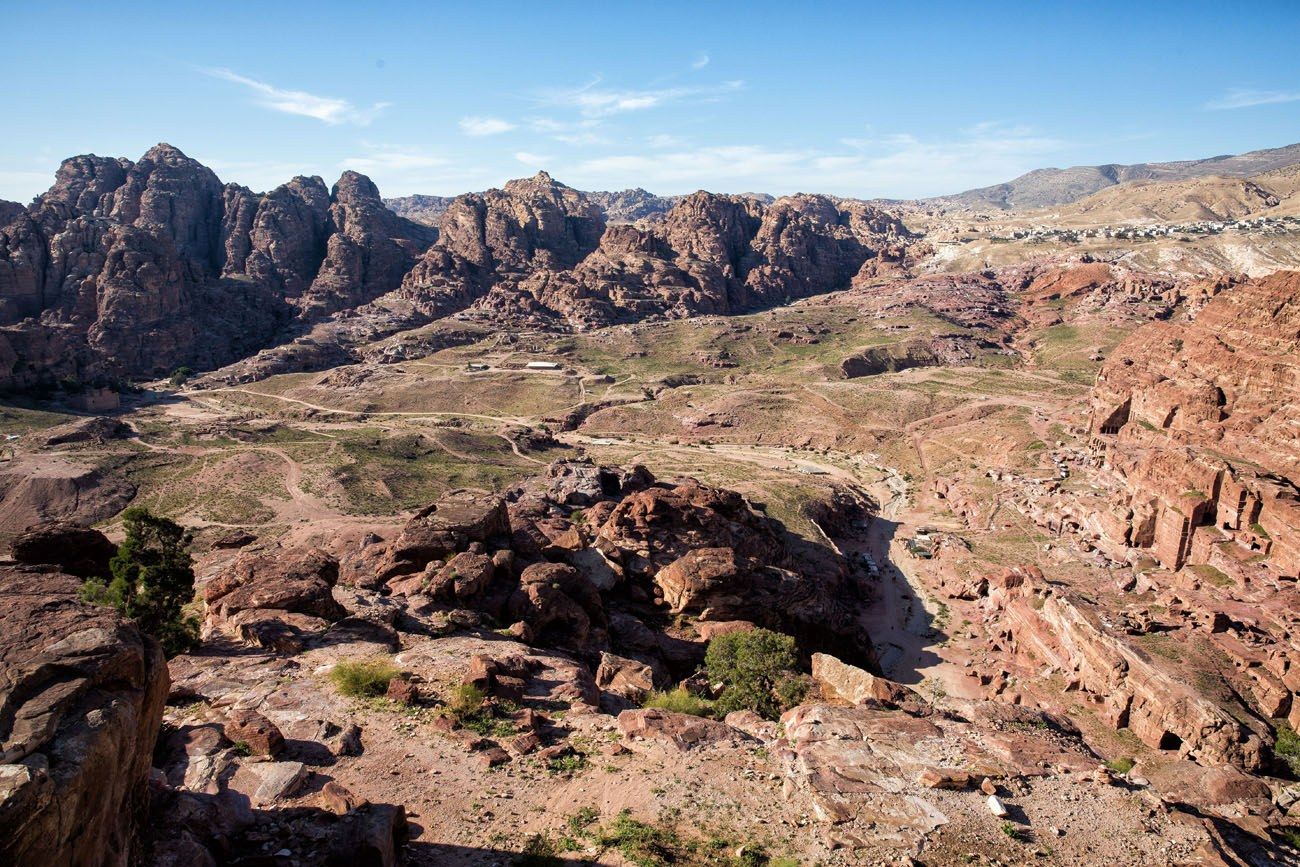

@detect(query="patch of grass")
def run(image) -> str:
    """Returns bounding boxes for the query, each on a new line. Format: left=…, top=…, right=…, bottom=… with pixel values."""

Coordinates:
left=548, top=751, right=588, bottom=774
left=1187, top=564, right=1232, bottom=588
left=595, top=811, right=683, bottom=867
left=231, top=740, right=252, bottom=757
left=586, top=810, right=791, bottom=866
left=443, top=683, right=518, bottom=737
left=1252, top=522, right=1271, bottom=540
left=1000, top=821, right=1025, bottom=842
left=328, top=658, right=400, bottom=698
left=643, top=687, right=714, bottom=718
left=515, top=833, right=562, bottom=867
left=1104, top=757, right=1136, bottom=775
left=1135, top=632, right=1184, bottom=663
left=568, top=807, right=600, bottom=835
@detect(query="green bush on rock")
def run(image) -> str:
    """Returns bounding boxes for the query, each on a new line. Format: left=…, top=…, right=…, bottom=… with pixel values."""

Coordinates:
left=80, top=507, right=200, bottom=657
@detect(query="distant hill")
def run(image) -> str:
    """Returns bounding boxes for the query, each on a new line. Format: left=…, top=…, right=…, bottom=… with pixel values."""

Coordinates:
left=382, top=193, right=457, bottom=227
left=386, top=187, right=686, bottom=227
left=932, top=141, right=1300, bottom=211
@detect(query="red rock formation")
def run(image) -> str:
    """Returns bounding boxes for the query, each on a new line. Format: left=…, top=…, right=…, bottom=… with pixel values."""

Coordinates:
left=0, top=144, right=433, bottom=392
left=397, top=176, right=914, bottom=332
left=0, top=565, right=170, bottom=865
left=1088, top=270, right=1300, bottom=578
left=983, top=567, right=1266, bottom=769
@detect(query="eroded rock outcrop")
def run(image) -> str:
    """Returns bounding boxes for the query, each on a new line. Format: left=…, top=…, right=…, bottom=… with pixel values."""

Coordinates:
left=0, top=565, right=169, bottom=866
left=394, top=175, right=915, bottom=332
left=983, top=566, right=1267, bottom=769
left=1088, top=270, right=1300, bottom=577
left=266, top=460, right=872, bottom=677
left=0, top=144, right=433, bottom=392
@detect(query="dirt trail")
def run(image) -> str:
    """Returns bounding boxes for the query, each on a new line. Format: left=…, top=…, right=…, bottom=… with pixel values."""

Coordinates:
left=201, top=387, right=530, bottom=425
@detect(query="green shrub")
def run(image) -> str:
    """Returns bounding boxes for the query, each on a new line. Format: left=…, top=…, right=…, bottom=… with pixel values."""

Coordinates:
left=449, top=683, right=487, bottom=716
left=588, top=810, right=791, bottom=866
left=595, top=811, right=681, bottom=867
left=81, top=507, right=199, bottom=657
left=547, top=751, right=588, bottom=774
left=643, top=687, right=714, bottom=717
left=567, top=806, right=599, bottom=835
left=1276, top=721, right=1300, bottom=776
left=168, top=366, right=194, bottom=387
left=706, top=628, right=804, bottom=720
left=774, top=674, right=810, bottom=710
left=329, top=658, right=400, bottom=698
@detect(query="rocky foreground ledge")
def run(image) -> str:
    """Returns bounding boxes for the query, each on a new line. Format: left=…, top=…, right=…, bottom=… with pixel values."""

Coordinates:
left=0, top=461, right=1296, bottom=865
left=0, top=563, right=168, bottom=865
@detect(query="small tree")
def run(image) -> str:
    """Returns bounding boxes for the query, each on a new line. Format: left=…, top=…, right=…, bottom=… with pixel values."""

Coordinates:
left=705, top=628, right=807, bottom=720
left=81, top=507, right=199, bottom=656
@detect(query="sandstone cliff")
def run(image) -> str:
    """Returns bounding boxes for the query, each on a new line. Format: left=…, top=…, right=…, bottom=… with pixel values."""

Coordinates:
left=1088, top=270, right=1300, bottom=578
left=0, top=144, right=434, bottom=392
left=395, top=174, right=913, bottom=331
left=0, top=564, right=170, bottom=866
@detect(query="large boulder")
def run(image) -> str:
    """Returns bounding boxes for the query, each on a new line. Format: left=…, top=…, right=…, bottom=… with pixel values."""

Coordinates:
left=205, top=548, right=345, bottom=629
left=508, top=562, right=604, bottom=650
left=9, top=520, right=116, bottom=578
left=617, top=708, right=745, bottom=752
left=811, top=653, right=916, bottom=708
left=653, top=547, right=746, bottom=616
left=0, top=565, right=169, bottom=866
left=375, top=491, right=510, bottom=580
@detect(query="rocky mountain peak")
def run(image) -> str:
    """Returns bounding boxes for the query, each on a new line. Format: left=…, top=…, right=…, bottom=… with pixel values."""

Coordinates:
left=140, top=141, right=197, bottom=164
left=503, top=170, right=583, bottom=202
left=332, top=171, right=383, bottom=205
left=40, top=154, right=133, bottom=213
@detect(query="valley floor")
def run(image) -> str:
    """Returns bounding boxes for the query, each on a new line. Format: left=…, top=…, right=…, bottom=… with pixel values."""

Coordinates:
left=2, top=263, right=1297, bottom=866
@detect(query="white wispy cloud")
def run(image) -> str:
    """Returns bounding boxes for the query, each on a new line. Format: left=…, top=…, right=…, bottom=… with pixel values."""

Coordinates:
left=515, top=151, right=553, bottom=167
left=529, top=117, right=609, bottom=146
left=562, top=124, right=1067, bottom=198
left=538, top=77, right=743, bottom=117
left=341, top=143, right=447, bottom=173
left=333, top=142, right=499, bottom=195
left=0, top=169, right=58, bottom=203
left=647, top=134, right=686, bottom=149
left=203, top=68, right=389, bottom=125
left=203, top=158, right=330, bottom=192
left=459, top=116, right=517, bottom=136
left=1205, top=87, right=1300, bottom=110
left=692, top=53, right=711, bottom=70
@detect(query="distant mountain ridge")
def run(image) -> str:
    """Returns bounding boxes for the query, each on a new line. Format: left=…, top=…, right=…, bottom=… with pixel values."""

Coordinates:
left=0, top=149, right=913, bottom=393
left=930, top=141, right=1300, bottom=211
left=387, top=187, right=688, bottom=227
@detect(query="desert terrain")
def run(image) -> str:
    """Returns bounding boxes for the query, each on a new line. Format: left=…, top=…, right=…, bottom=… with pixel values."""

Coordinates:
left=1, top=141, right=1298, bottom=867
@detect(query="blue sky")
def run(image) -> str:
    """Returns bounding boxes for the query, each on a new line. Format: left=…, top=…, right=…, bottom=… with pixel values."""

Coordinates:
left=3, top=0, right=1299, bottom=202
